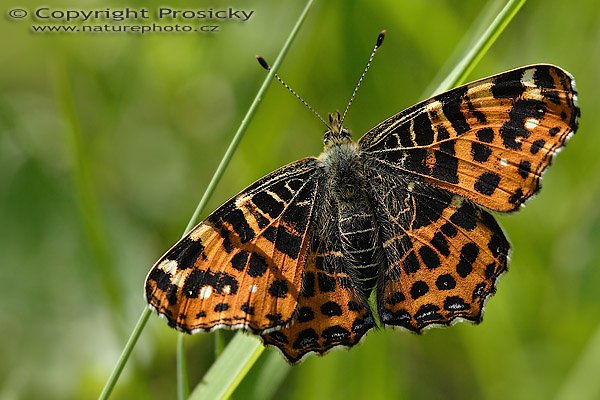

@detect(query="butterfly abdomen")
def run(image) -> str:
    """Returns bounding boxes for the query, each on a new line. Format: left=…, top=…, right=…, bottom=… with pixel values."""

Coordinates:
left=338, top=208, right=380, bottom=295
left=321, top=141, right=381, bottom=295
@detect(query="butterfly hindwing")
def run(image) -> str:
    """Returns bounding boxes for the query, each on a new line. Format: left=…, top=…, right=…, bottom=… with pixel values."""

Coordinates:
left=366, top=169, right=509, bottom=331
left=145, top=158, right=322, bottom=333
left=359, top=64, right=579, bottom=212
left=261, top=251, right=375, bottom=363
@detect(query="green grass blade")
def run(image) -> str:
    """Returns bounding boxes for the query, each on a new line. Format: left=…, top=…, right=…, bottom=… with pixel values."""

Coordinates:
left=185, top=0, right=317, bottom=396
left=99, top=0, right=316, bottom=398
left=188, top=335, right=264, bottom=400
left=432, top=0, right=527, bottom=93
left=98, top=308, right=151, bottom=400
left=177, top=334, right=189, bottom=400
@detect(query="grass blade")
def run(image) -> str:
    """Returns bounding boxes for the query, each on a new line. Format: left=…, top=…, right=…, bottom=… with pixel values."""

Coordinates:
left=188, top=335, right=264, bottom=400
left=99, top=0, right=316, bottom=398
left=177, top=334, right=189, bottom=400
left=432, top=0, right=527, bottom=93
left=98, top=308, right=151, bottom=400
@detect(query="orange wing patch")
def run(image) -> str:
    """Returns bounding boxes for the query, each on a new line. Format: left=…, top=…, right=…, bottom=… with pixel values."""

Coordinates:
left=145, top=158, right=321, bottom=333
left=360, top=65, right=579, bottom=211
left=261, top=252, right=375, bottom=363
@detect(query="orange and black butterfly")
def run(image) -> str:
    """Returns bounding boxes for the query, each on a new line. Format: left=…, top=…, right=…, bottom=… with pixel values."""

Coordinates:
left=145, top=44, right=579, bottom=363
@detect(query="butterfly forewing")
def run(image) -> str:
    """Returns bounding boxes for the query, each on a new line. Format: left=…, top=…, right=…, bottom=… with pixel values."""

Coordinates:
left=359, top=64, right=579, bottom=212
left=145, top=158, right=322, bottom=333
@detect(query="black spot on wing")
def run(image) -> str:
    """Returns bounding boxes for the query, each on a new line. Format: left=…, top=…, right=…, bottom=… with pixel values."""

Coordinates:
left=444, top=296, right=470, bottom=312
left=431, top=232, right=450, bottom=256
left=476, top=127, right=494, bottom=143
left=413, top=112, right=435, bottom=146
left=431, top=146, right=459, bottom=184
left=436, top=273, right=456, bottom=290
left=533, top=67, right=555, bottom=89
left=474, top=172, right=501, bottom=195
left=471, top=142, right=492, bottom=162
left=241, top=303, right=255, bottom=315
left=301, top=271, right=316, bottom=297
left=223, top=208, right=255, bottom=243
left=386, top=291, right=406, bottom=305
left=230, top=250, right=249, bottom=271
left=214, top=303, right=230, bottom=312
left=293, top=328, right=319, bottom=349
left=182, top=269, right=239, bottom=297
left=449, top=203, right=477, bottom=231
left=410, top=281, right=429, bottom=299
left=414, top=304, right=443, bottom=325
left=248, top=252, right=268, bottom=277
left=268, top=279, right=289, bottom=298
left=147, top=268, right=169, bottom=290
left=441, top=222, right=458, bottom=237
left=322, top=325, right=350, bottom=345
left=168, top=236, right=206, bottom=270
left=317, top=272, right=336, bottom=292
left=491, top=69, right=526, bottom=99
left=418, top=245, right=441, bottom=269
left=456, top=242, right=479, bottom=278
left=252, top=191, right=284, bottom=219
left=402, top=250, right=421, bottom=274
left=297, top=306, right=315, bottom=322
left=438, top=86, right=470, bottom=135
left=274, top=226, right=303, bottom=260
left=500, top=99, right=546, bottom=150
left=518, top=160, right=531, bottom=178
left=320, top=301, right=343, bottom=316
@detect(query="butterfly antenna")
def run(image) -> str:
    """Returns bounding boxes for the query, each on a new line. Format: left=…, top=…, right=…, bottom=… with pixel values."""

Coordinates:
left=340, top=30, right=386, bottom=126
left=256, top=56, right=330, bottom=129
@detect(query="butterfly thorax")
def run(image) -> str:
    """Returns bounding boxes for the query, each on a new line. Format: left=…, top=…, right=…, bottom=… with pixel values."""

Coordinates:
left=318, top=118, right=381, bottom=296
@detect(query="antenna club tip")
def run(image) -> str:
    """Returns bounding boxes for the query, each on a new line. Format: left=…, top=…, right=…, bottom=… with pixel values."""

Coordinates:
left=256, top=55, right=271, bottom=70
left=376, top=30, right=386, bottom=47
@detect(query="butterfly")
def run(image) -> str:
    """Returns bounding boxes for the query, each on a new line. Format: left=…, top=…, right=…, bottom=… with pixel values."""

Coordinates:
left=145, top=61, right=579, bottom=363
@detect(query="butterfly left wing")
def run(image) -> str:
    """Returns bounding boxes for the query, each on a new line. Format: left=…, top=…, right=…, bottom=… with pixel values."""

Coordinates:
left=359, top=64, right=579, bottom=212
left=145, top=158, right=322, bottom=334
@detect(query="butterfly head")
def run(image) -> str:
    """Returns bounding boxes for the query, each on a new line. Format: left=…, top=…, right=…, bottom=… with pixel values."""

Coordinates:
left=323, top=111, right=352, bottom=147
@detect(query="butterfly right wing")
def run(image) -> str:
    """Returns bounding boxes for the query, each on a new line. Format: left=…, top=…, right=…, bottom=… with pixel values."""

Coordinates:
left=359, top=65, right=579, bottom=212
left=145, top=157, right=323, bottom=334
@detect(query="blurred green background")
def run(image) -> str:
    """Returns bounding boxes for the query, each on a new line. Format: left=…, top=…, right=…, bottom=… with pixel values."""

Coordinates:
left=1, top=0, right=599, bottom=398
